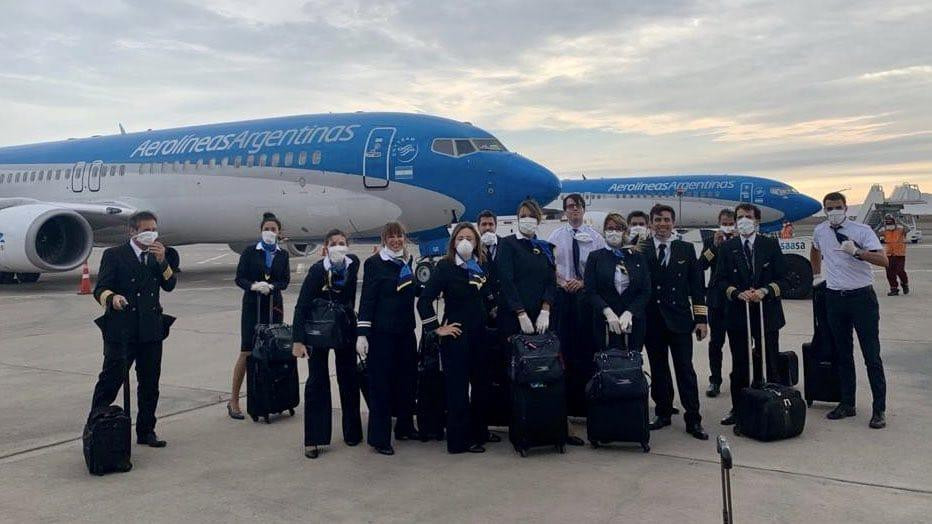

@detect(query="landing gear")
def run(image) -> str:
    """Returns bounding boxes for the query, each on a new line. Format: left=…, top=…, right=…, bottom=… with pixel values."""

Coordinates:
left=16, top=273, right=40, bottom=283
left=0, top=272, right=16, bottom=285
left=415, top=258, right=435, bottom=288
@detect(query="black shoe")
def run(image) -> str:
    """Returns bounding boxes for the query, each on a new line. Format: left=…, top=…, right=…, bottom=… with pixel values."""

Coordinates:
left=137, top=433, right=167, bottom=448
left=720, top=411, right=736, bottom=426
left=395, top=430, right=417, bottom=441
left=706, top=383, right=721, bottom=398
left=869, top=411, right=886, bottom=429
left=686, top=424, right=709, bottom=440
left=566, top=435, right=585, bottom=446
left=888, top=289, right=899, bottom=296
left=374, top=446, right=395, bottom=456
left=649, top=416, right=672, bottom=430
left=344, top=439, right=361, bottom=447
left=826, top=404, right=857, bottom=420
left=903, top=283, right=910, bottom=295
left=305, top=446, right=320, bottom=459
left=486, top=432, right=502, bottom=443
left=227, top=402, right=244, bottom=420
left=467, top=444, right=486, bottom=453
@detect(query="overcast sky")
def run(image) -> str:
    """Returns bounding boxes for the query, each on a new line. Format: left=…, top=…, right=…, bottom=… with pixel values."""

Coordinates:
left=1, top=0, right=930, bottom=202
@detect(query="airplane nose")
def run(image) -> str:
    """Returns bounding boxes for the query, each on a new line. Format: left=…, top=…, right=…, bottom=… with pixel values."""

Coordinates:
left=796, top=194, right=822, bottom=220
left=522, top=158, right=561, bottom=207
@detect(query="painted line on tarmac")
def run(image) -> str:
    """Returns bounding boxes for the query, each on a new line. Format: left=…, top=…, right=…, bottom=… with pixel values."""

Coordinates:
left=196, top=253, right=228, bottom=265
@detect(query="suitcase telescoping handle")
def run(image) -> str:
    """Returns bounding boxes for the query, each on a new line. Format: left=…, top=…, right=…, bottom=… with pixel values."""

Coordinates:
left=122, top=343, right=131, bottom=415
left=717, top=436, right=734, bottom=524
left=746, top=300, right=765, bottom=386
left=603, top=315, right=632, bottom=352
left=255, top=289, right=275, bottom=326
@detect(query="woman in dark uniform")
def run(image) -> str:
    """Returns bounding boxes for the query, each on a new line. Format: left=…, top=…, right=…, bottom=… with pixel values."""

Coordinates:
left=584, top=213, right=651, bottom=353
left=495, top=199, right=557, bottom=338
left=227, top=212, right=290, bottom=419
left=418, top=222, right=495, bottom=454
left=356, top=222, right=418, bottom=455
left=292, top=229, right=362, bottom=458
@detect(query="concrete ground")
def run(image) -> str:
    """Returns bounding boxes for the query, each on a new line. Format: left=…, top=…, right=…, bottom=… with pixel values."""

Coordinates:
left=1, top=229, right=931, bottom=523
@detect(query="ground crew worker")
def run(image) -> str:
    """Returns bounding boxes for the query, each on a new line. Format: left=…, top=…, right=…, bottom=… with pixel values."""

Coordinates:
left=882, top=214, right=909, bottom=296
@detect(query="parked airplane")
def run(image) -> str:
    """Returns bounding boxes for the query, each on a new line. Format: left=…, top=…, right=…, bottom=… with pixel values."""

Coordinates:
left=551, top=174, right=821, bottom=232
left=0, top=112, right=561, bottom=283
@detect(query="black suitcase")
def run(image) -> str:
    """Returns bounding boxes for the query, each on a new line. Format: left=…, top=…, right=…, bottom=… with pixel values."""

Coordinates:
left=735, top=302, right=806, bottom=441
left=246, top=355, right=299, bottom=423
left=83, top=361, right=132, bottom=476
left=508, top=333, right=567, bottom=456
left=486, top=328, right=511, bottom=428
left=776, top=351, right=799, bottom=387
left=415, top=332, right=445, bottom=441
left=803, top=285, right=842, bottom=405
left=585, top=343, right=650, bottom=452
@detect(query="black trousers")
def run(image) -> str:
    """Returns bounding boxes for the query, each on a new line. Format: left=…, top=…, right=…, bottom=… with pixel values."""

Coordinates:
left=556, top=289, right=595, bottom=417
left=91, top=341, right=162, bottom=437
left=644, top=324, right=702, bottom=425
left=440, top=328, right=490, bottom=453
left=304, top=343, right=363, bottom=446
left=725, top=304, right=781, bottom=411
left=366, top=330, right=417, bottom=449
left=825, top=288, right=886, bottom=412
left=707, top=305, right=727, bottom=385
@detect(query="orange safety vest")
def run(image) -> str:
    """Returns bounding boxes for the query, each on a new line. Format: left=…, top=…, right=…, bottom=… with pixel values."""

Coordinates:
left=883, top=227, right=907, bottom=257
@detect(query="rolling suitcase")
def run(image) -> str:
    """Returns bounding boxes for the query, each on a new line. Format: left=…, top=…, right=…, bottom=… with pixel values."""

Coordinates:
left=486, top=328, right=511, bottom=428
left=415, top=331, right=445, bottom=441
left=585, top=333, right=650, bottom=452
left=247, top=294, right=299, bottom=423
left=803, top=284, right=842, bottom=405
left=508, top=333, right=567, bottom=457
left=83, top=358, right=132, bottom=476
left=776, top=351, right=799, bottom=387
left=735, top=302, right=806, bottom=441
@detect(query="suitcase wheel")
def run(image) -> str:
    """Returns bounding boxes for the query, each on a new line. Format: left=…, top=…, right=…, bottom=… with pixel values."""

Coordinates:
left=289, top=409, right=295, bottom=416
left=264, top=416, right=271, bottom=424
left=641, top=443, right=650, bottom=453
left=251, top=415, right=258, bottom=422
left=556, top=445, right=566, bottom=454
left=590, top=440, right=600, bottom=449
left=517, top=447, right=528, bottom=458
left=807, top=399, right=814, bottom=407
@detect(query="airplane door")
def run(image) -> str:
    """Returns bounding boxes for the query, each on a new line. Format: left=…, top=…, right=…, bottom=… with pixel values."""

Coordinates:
left=363, top=127, right=395, bottom=189
left=71, top=161, right=86, bottom=192
left=740, top=182, right=753, bottom=202
left=88, top=160, right=103, bottom=192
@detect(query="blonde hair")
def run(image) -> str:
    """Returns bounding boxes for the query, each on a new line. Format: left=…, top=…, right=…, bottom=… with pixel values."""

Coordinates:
left=517, top=199, right=543, bottom=222
left=380, top=222, right=407, bottom=253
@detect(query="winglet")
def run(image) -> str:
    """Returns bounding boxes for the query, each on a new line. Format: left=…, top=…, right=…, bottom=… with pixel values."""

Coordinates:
left=118, top=123, right=126, bottom=135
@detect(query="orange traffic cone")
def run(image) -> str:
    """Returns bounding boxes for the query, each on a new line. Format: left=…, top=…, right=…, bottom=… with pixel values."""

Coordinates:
left=77, top=262, right=92, bottom=295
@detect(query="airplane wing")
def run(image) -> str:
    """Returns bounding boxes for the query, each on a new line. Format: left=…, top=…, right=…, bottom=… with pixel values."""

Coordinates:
left=0, top=198, right=136, bottom=229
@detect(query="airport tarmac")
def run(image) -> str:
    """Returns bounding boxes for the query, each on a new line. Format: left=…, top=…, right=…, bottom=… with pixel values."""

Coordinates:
left=1, top=232, right=931, bottom=523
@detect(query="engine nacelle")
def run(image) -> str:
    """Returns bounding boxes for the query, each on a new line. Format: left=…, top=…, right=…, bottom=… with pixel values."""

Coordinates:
left=0, top=205, right=94, bottom=273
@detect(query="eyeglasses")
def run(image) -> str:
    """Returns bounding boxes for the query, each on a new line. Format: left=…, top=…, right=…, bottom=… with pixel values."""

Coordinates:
left=825, top=205, right=845, bottom=211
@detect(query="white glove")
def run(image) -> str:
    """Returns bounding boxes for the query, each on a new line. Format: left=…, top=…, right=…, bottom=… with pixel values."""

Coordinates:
left=356, top=336, right=369, bottom=359
left=838, top=240, right=858, bottom=256
left=518, top=313, right=535, bottom=335
left=535, top=309, right=550, bottom=334
left=619, top=311, right=633, bottom=333
left=603, top=308, right=622, bottom=334
left=249, top=282, right=263, bottom=292
left=813, top=273, right=825, bottom=287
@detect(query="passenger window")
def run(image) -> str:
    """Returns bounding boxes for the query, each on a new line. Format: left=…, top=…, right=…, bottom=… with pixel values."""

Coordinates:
left=259, top=154, right=267, bottom=167
left=271, top=153, right=279, bottom=166
left=65, top=169, right=71, bottom=179
left=30, top=172, right=36, bottom=182
left=246, top=155, right=255, bottom=167
left=284, top=152, right=293, bottom=166
left=455, top=139, right=476, bottom=156
left=119, top=165, right=125, bottom=176
left=221, top=157, right=228, bottom=167
left=209, top=158, right=216, bottom=167
left=234, top=156, right=242, bottom=168
left=432, top=139, right=454, bottom=156
left=298, top=151, right=307, bottom=165
left=195, top=159, right=203, bottom=169
left=183, top=160, right=192, bottom=171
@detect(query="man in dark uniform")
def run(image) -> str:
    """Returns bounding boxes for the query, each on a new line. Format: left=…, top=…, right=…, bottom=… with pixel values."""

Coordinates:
left=713, top=203, right=788, bottom=426
left=476, top=210, right=508, bottom=435
left=697, top=209, right=736, bottom=397
left=644, top=204, right=709, bottom=440
left=89, top=211, right=176, bottom=448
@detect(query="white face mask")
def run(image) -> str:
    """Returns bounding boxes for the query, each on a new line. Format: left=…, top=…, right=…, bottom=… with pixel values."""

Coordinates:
left=604, top=230, right=626, bottom=247
left=826, top=209, right=846, bottom=226
left=720, top=225, right=735, bottom=235
left=517, top=217, right=539, bottom=237
left=736, top=217, right=756, bottom=236
left=385, top=247, right=405, bottom=259
left=327, top=245, right=348, bottom=264
left=573, top=231, right=593, bottom=243
left=885, top=224, right=895, bottom=230
left=456, top=239, right=475, bottom=259
left=261, top=230, right=278, bottom=245
left=480, top=231, right=498, bottom=246
left=134, top=231, right=158, bottom=247
left=629, top=225, right=648, bottom=239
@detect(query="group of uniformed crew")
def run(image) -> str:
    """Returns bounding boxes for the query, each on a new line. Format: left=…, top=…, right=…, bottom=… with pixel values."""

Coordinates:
left=87, top=190, right=890, bottom=460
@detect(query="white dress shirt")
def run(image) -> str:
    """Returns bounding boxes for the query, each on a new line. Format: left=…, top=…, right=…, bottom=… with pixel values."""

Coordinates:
left=547, top=223, right=606, bottom=283
left=813, top=219, right=882, bottom=290
left=653, top=236, right=672, bottom=266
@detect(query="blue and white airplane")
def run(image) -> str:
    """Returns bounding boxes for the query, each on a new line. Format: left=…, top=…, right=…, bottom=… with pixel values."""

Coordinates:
left=552, top=174, right=821, bottom=232
left=0, top=112, right=561, bottom=282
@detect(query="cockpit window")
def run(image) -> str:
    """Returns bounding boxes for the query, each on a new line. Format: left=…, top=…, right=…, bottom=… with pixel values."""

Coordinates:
left=770, top=186, right=799, bottom=196
left=455, top=139, right=476, bottom=156
left=431, top=138, right=455, bottom=156
left=472, top=138, right=507, bottom=152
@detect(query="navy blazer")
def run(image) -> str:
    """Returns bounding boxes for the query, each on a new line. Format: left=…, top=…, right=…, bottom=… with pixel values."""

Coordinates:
left=644, top=238, right=707, bottom=334
left=711, top=235, right=787, bottom=331
left=583, top=247, right=651, bottom=318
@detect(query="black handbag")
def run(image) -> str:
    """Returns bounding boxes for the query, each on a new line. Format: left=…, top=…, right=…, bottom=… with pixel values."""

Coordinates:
left=252, top=293, right=293, bottom=361
left=304, top=298, right=345, bottom=349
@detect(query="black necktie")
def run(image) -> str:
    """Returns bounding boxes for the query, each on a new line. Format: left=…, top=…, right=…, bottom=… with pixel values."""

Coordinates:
left=571, top=229, right=582, bottom=279
left=139, top=252, right=147, bottom=265
left=658, top=243, right=667, bottom=267
left=744, top=239, right=753, bottom=273
left=832, top=226, right=862, bottom=249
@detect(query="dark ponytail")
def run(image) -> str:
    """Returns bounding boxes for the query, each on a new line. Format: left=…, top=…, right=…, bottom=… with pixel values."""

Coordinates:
left=260, top=212, right=282, bottom=231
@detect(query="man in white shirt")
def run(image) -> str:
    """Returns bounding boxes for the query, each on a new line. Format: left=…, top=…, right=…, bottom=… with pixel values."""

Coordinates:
left=547, top=194, right=606, bottom=432
left=811, top=192, right=889, bottom=429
